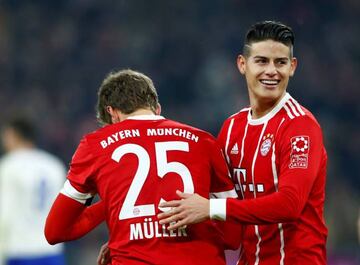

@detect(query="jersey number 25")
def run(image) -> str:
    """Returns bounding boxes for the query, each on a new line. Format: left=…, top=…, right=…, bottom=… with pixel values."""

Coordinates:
left=112, top=141, right=194, bottom=220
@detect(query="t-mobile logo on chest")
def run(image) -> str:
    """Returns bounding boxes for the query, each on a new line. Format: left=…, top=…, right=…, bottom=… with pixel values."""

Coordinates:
left=233, top=168, right=265, bottom=196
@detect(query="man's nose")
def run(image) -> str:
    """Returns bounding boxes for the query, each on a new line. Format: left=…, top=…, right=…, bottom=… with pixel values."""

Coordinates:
left=264, top=62, right=277, bottom=76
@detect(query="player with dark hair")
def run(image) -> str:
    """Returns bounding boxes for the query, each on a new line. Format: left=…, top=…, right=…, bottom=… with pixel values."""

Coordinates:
left=158, top=21, right=328, bottom=265
left=0, top=117, right=66, bottom=265
left=45, top=69, right=239, bottom=265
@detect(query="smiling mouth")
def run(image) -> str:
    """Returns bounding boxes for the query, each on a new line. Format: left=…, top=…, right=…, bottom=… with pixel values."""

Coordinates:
left=260, top=79, right=280, bottom=86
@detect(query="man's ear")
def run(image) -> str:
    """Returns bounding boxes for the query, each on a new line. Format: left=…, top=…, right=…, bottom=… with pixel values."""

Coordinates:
left=289, top=57, right=298, bottom=77
left=237, top=55, right=247, bottom=75
left=106, top=106, right=121, bottom=124
left=155, top=103, right=161, bottom=115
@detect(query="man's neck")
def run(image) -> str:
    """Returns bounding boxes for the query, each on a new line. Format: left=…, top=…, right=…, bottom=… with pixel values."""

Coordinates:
left=7, top=141, right=34, bottom=153
left=249, top=93, right=286, bottom=119
left=122, top=109, right=155, bottom=120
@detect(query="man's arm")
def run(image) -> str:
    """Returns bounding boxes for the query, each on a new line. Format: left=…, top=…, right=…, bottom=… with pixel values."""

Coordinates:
left=159, top=116, right=325, bottom=228
left=45, top=135, right=105, bottom=244
left=158, top=149, right=323, bottom=229
left=45, top=193, right=105, bottom=244
left=158, top=185, right=306, bottom=230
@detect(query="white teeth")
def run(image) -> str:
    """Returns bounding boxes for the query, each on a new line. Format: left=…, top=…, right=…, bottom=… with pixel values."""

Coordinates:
left=261, top=80, right=279, bottom=85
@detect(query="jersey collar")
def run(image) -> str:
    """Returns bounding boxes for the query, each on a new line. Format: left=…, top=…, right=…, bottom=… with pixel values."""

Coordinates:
left=126, top=115, right=165, bottom=121
left=247, top=93, right=291, bottom=125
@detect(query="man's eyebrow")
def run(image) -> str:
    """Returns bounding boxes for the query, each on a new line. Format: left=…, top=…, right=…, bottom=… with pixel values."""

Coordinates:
left=252, top=56, right=289, bottom=60
left=253, top=56, right=268, bottom=59
left=275, top=57, right=290, bottom=61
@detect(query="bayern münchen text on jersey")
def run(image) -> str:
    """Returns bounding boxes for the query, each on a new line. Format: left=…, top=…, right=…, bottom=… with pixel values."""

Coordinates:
left=100, top=128, right=199, bottom=149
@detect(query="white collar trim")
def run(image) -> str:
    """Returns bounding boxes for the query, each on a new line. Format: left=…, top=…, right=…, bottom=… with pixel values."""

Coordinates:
left=126, top=115, right=165, bottom=121
left=248, top=93, right=291, bottom=125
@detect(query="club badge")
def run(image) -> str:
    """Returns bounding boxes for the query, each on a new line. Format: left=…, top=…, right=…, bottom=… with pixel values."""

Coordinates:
left=260, top=133, right=274, bottom=156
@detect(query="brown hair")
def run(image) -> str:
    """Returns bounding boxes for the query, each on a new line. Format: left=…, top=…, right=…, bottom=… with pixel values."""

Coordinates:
left=96, top=69, right=159, bottom=125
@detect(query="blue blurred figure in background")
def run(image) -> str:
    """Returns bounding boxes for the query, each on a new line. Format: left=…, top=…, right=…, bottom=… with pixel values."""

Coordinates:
left=0, top=117, right=66, bottom=265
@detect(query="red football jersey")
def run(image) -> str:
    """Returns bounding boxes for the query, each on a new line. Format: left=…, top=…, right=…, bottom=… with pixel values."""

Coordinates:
left=216, top=93, right=328, bottom=265
left=63, top=115, right=237, bottom=265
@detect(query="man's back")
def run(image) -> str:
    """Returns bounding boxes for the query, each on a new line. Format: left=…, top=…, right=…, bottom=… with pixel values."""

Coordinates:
left=0, top=148, right=65, bottom=261
left=64, top=115, right=236, bottom=265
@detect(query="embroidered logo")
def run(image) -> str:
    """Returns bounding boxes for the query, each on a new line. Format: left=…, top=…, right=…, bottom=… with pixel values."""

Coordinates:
left=260, top=134, right=274, bottom=156
left=289, top=136, right=310, bottom=169
left=230, top=143, right=239, bottom=155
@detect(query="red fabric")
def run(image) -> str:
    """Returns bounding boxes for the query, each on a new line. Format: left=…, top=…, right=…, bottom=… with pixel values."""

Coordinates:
left=65, top=118, right=236, bottom=265
left=217, top=95, right=327, bottom=265
left=216, top=220, right=243, bottom=250
left=45, top=193, right=105, bottom=244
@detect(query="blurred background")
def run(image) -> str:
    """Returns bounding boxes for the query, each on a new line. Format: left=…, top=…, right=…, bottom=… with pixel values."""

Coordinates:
left=0, top=0, right=359, bottom=264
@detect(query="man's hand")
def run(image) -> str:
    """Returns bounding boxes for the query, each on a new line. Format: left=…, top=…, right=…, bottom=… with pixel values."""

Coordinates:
left=157, top=190, right=210, bottom=230
left=97, top=242, right=111, bottom=265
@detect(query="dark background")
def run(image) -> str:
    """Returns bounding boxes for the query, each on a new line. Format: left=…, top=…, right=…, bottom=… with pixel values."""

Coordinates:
left=0, top=0, right=359, bottom=264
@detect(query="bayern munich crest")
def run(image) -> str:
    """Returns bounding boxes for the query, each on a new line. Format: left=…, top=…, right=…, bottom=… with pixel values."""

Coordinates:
left=260, top=133, right=274, bottom=156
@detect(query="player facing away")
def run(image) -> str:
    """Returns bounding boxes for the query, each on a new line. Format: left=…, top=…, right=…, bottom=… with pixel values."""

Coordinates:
left=0, top=117, right=66, bottom=265
left=158, top=21, right=328, bottom=265
left=45, top=69, right=239, bottom=265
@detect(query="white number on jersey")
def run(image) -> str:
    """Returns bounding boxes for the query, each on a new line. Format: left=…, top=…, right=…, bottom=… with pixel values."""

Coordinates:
left=112, top=141, right=194, bottom=220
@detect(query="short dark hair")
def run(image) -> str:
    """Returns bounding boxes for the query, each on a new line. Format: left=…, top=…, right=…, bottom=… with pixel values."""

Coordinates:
left=243, top=21, right=295, bottom=57
left=5, top=116, right=37, bottom=142
left=96, top=69, right=159, bottom=125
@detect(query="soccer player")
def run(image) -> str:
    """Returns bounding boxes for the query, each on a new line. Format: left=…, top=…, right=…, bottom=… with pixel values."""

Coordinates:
left=44, top=69, right=239, bottom=265
left=0, top=117, right=66, bottom=265
left=158, top=21, right=328, bottom=265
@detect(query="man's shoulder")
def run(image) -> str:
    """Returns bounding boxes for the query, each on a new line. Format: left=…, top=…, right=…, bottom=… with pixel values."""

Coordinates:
left=80, top=124, right=120, bottom=145
left=165, top=118, right=213, bottom=135
left=221, top=108, right=249, bottom=129
left=34, top=149, right=66, bottom=169
left=82, top=119, right=214, bottom=138
left=227, top=108, right=249, bottom=121
left=162, top=119, right=217, bottom=144
left=80, top=118, right=217, bottom=151
left=1, top=149, right=50, bottom=163
left=0, top=149, right=65, bottom=175
left=281, top=96, right=322, bottom=129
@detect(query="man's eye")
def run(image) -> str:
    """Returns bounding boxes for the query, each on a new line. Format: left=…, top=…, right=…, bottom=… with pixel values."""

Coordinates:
left=277, top=60, right=288, bottom=65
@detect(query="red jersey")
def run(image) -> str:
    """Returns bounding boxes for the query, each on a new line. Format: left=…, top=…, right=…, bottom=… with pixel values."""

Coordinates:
left=216, top=93, right=328, bottom=265
left=62, top=115, right=237, bottom=265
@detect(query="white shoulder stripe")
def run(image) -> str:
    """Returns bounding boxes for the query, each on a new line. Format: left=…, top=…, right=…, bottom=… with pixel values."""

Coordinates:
left=210, top=188, right=238, bottom=199
left=286, top=100, right=300, bottom=117
left=239, top=107, right=251, bottom=113
left=60, top=180, right=94, bottom=204
left=283, top=104, right=294, bottom=119
left=290, top=98, right=306, bottom=116
left=228, top=107, right=249, bottom=119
